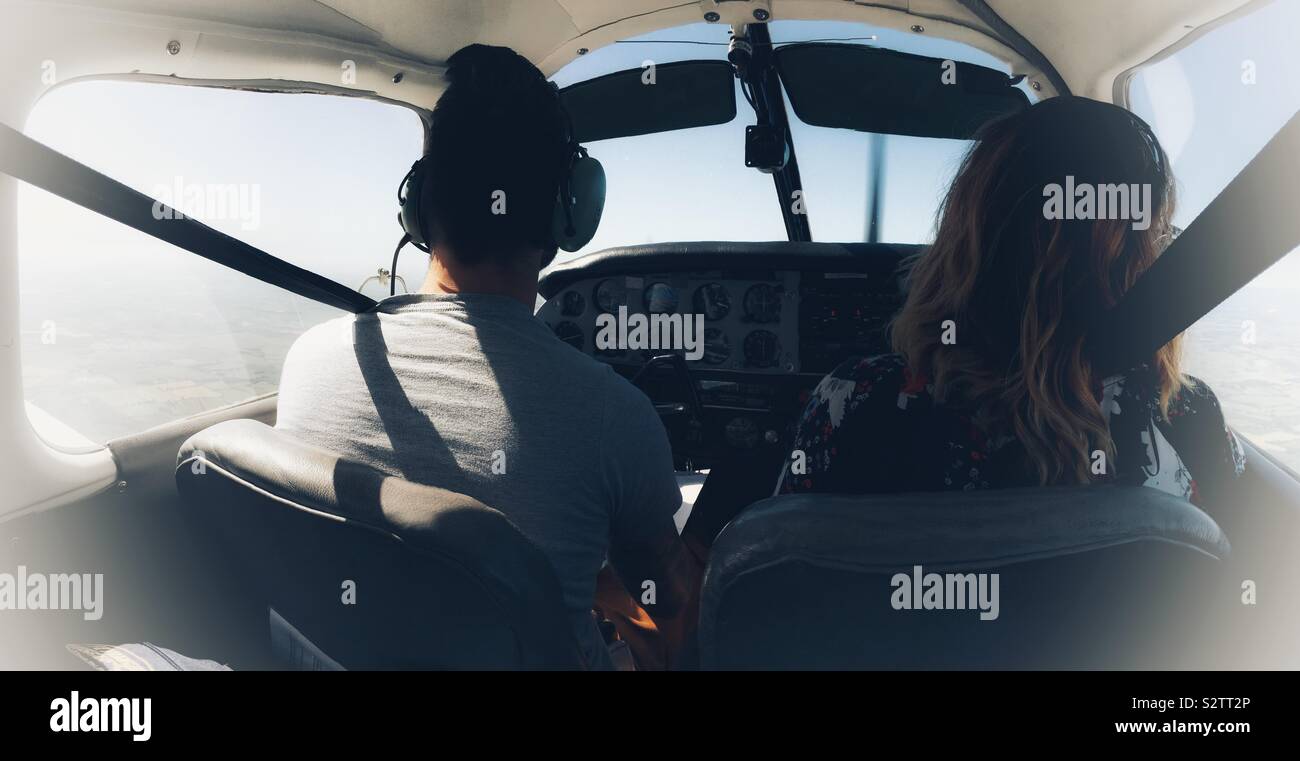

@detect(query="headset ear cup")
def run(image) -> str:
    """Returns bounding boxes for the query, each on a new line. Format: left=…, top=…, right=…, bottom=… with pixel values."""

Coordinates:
left=398, top=160, right=430, bottom=251
left=552, top=155, right=606, bottom=252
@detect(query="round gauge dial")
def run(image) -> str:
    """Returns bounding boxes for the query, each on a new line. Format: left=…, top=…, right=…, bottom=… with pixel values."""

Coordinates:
left=553, top=321, right=584, bottom=351
left=701, top=328, right=731, bottom=365
left=743, top=329, right=780, bottom=368
left=560, top=290, right=585, bottom=317
left=592, top=279, right=624, bottom=314
left=643, top=282, right=678, bottom=314
left=743, top=284, right=782, bottom=323
left=693, top=283, right=731, bottom=321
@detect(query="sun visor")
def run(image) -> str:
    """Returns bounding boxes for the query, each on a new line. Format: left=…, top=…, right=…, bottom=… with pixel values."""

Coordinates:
left=560, top=60, right=737, bottom=143
left=775, top=43, right=1029, bottom=140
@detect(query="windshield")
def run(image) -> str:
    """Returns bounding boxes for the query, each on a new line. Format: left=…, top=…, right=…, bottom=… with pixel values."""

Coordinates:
left=551, top=24, right=786, bottom=261
left=774, top=21, right=1034, bottom=243
left=550, top=20, right=1030, bottom=262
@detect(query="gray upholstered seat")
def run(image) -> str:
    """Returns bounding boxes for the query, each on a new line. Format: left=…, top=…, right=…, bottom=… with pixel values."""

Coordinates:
left=700, top=486, right=1231, bottom=668
left=175, top=419, right=584, bottom=669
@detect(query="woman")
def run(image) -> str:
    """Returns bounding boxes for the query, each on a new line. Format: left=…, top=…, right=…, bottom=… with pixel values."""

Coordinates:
left=779, top=96, right=1244, bottom=507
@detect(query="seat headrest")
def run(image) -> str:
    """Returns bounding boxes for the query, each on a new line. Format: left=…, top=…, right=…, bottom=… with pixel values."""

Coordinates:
left=707, top=486, right=1229, bottom=582
left=175, top=419, right=582, bottom=669
left=700, top=486, right=1230, bottom=668
left=178, top=419, right=499, bottom=539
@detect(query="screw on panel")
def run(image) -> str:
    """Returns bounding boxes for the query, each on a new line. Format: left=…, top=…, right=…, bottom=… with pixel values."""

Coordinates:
left=577, top=47, right=589, bottom=55
left=704, top=12, right=721, bottom=23
left=166, top=40, right=181, bottom=55
left=753, top=9, right=770, bottom=21
left=1031, top=80, right=1042, bottom=91
left=910, top=24, right=925, bottom=33
left=392, top=72, right=404, bottom=84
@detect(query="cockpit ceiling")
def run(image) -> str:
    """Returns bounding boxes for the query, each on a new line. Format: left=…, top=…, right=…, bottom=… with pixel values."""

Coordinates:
left=6, top=0, right=1265, bottom=109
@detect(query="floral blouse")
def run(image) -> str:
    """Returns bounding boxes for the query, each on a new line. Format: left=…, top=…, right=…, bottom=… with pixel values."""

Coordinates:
left=777, top=353, right=1246, bottom=507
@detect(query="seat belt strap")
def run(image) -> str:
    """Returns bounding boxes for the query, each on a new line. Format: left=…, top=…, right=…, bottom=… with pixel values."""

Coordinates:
left=0, top=121, right=377, bottom=315
left=1089, top=110, right=1300, bottom=377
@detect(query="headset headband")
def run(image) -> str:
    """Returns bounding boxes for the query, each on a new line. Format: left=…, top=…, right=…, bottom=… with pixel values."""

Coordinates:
left=394, top=76, right=605, bottom=293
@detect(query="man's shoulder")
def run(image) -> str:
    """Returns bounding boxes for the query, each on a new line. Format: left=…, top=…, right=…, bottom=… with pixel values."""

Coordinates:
left=525, top=321, right=622, bottom=380
left=550, top=348, right=649, bottom=408
left=282, top=315, right=360, bottom=370
left=528, top=347, right=659, bottom=433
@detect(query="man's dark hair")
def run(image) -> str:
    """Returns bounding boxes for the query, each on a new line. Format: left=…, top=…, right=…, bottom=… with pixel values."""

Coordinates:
left=423, top=44, right=569, bottom=266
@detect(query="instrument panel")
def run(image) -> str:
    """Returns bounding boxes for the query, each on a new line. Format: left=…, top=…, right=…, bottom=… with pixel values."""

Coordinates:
left=533, top=245, right=909, bottom=465
left=536, top=253, right=906, bottom=466
left=540, top=271, right=803, bottom=374
left=539, top=269, right=903, bottom=377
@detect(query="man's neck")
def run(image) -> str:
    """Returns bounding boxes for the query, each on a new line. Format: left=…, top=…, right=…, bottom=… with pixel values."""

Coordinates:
left=419, top=250, right=540, bottom=309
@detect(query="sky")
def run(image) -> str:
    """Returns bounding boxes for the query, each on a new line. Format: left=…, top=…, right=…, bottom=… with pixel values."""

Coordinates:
left=13, top=5, right=1300, bottom=444
left=20, top=10, right=1299, bottom=293
left=16, top=18, right=1028, bottom=299
left=1128, top=0, right=1300, bottom=288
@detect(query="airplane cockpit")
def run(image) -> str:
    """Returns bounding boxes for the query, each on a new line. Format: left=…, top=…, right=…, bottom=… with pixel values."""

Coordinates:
left=1, top=0, right=1299, bottom=682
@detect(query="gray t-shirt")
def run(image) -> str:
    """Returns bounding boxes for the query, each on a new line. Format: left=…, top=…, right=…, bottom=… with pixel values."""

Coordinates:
left=275, top=293, right=681, bottom=666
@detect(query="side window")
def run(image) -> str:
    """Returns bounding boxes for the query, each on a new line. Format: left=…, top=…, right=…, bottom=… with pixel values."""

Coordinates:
left=19, top=82, right=423, bottom=443
left=1128, top=0, right=1300, bottom=470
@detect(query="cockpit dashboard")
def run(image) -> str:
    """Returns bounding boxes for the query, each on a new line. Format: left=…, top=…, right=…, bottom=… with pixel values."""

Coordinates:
left=537, top=242, right=916, bottom=467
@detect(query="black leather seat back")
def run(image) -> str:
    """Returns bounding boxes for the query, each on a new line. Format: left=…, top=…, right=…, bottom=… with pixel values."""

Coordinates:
left=701, top=486, right=1231, bottom=668
left=175, top=420, right=583, bottom=669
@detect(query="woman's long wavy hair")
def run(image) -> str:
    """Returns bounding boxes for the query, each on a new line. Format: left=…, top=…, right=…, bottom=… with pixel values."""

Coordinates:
left=890, top=96, right=1182, bottom=485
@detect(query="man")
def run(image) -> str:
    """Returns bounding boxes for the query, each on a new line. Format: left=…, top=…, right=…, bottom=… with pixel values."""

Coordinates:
left=276, top=44, right=699, bottom=668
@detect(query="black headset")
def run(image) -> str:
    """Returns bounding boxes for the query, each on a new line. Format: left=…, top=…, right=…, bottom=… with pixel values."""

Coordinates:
left=392, top=85, right=605, bottom=294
